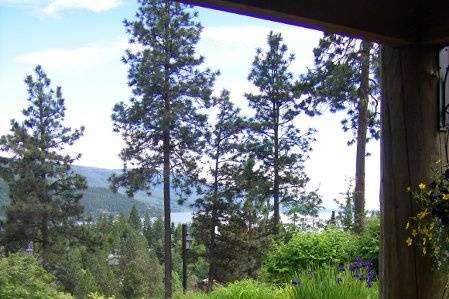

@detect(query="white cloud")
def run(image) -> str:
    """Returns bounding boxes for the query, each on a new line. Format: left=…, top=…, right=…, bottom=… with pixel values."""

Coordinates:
left=15, top=39, right=128, bottom=73
left=0, top=0, right=122, bottom=14
left=43, top=0, right=122, bottom=15
left=199, top=25, right=322, bottom=73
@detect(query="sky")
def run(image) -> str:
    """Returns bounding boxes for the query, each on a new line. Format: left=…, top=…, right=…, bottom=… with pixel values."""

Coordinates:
left=0, top=0, right=381, bottom=211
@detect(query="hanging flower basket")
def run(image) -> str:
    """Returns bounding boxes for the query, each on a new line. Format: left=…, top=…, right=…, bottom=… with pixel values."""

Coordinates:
left=406, top=161, right=449, bottom=272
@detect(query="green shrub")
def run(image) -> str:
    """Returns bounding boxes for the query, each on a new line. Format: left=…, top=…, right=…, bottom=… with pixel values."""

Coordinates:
left=174, top=279, right=289, bottom=299
left=86, top=292, right=115, bottom=299
left=0, top=253, right=72, bottom=299
left=289, top=267, right=378, bottom=299
left=263, top=229, right=358, bottom=283
left=357, top=216, right=380, bottom=270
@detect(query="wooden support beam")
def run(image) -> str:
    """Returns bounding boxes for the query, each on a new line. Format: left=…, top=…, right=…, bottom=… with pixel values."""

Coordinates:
left=182, top=0, right=449, bottom=45
left=380, top=45, right=448, bottom=298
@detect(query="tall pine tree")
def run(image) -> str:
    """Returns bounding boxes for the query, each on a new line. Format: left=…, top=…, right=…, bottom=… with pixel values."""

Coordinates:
left=110, top=1, right=216, bottom=297
left=128, top=204, right=141, bottom=231
left=193, top=90, right=245, bottom=289
left=300, top=34, right=380, bottom=233
left=0, top=65, right=86, bottom=258
left=245, top=31, right=315, bottom=235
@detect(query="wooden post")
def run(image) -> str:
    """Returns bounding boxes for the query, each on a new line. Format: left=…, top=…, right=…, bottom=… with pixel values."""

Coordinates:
left=182, top=224, right=187, bottom=293
left=380, top=45, right=448, bottom=298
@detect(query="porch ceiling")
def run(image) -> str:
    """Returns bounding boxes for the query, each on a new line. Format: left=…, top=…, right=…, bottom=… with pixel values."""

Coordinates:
left=182, top=0, right=449, bottom=45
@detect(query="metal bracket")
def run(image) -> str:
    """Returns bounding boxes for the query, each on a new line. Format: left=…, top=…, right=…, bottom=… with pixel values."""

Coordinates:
left=438, top=46, right=449, bottom=130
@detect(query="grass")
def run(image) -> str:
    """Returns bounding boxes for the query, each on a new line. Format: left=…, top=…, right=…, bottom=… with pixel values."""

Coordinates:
left=290, top=267, right=378, bottom=299
left=173, top=267, right=378, bottom=299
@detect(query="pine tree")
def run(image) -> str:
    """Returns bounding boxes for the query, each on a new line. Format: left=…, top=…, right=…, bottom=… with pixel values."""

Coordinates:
left=193, top=90, right=245, bottom=289
left=110, top=1, right=216, bottom=296
left=301, top=34, right=380, bottom=233
left=213, top=157, right=271, bottom=282
left=245, top=31, right=315, bottom=235
left=334, top=179, right=354, bottom=231
left=285, top=189, right=323, bottom=230
left=128, top=205, right=141, bottom=231
left=0, top=65, right=86, bottom=257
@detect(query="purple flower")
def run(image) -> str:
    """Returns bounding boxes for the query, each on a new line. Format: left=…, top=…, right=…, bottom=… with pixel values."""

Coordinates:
left=348, top=257, right=377, bottom=288
left=291, top=279, right=300, bottom=286
left=338, top=263, right=345, bottom=272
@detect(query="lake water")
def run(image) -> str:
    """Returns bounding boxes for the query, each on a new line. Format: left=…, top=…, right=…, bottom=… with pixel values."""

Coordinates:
left=171, top=211, right=193, bottom=225
left=171, top=209, right=335, bottom=225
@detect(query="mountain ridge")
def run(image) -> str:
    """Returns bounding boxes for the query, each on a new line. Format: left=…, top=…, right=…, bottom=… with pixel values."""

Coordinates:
left=0, top=165, right=195, bottom=218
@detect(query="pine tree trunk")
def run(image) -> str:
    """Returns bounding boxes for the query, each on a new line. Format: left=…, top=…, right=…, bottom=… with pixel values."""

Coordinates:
left=380, top=45, right=447, bottom=299
left=353, top=40, right=371, bottom=233
left=208, top=146, right=220, bottom=291
left=273, top=103, right=280, bottom=235
left=163, top=3, right=172, bottom=297
left=163, top=126, right=172, bottom=299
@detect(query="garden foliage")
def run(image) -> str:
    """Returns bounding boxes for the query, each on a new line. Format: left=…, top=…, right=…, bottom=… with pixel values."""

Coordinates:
left=263, top=229, right=358, bottom=283
left=174, top=267, right=378, bottom=299
left=0, top=253, right=72, bottom=299
left=174, top=279, right=289, bottom=299
left=289, top=266, right=378, bottom=299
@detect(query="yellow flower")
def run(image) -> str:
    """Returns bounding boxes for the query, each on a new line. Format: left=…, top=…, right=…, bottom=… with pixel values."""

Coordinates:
left=412, top=229, right=417, bottom=237
left=417, top=209, right=429, bottom=220
left=406, top=237, right=413, bottom=246
left=406, top=187, right=411, bottom=192
left=419, top=183, right=426, bottom=190
left=423, top=247, right=427, bottom=255
left=406, top=222, right=410, bottom=230
left=443, top=194, right=449, bottom=200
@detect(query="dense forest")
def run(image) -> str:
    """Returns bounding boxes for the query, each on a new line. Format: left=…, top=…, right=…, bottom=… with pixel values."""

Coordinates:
left=0, top=0, right=382, bottom=298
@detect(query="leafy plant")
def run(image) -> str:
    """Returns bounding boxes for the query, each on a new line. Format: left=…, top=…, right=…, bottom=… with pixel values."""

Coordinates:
left=0, top=253, right=72, bottom=299
left=174, top=279, right=289, bottom=299
left=357, top=216, right=380, bottom=270
left=406, top=161, right=449, bottom=272
left=263, top=229, right=358, bottom=283
left=87, top=292, right=115, bottom=299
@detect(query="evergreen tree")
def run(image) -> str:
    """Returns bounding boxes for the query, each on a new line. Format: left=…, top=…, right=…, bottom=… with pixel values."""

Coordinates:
left=193, top=90, right=245, bottom=289
left=301, top=34, right=380, bottom=232
left=128, top=204, right=141, bottom=231
left=212, top=158, right=271, bottom=282
left=334, top=179, right=354, bottom=231
left=110, top=1, right=216, bottom=296
left=327, top=211, right=336, bottom=226
left=0, top=65, right=86, bottom=257
left=245, top=31, right=315, bottom=235
left=285, top=189, right=323, bottom=230
left=192, top=157, right=271, bottom=284
left=143, top=215, right=164, bottom=263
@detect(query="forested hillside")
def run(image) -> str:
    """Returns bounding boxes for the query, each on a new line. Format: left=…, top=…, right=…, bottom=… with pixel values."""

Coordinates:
left=0, top=165, right=194, bottom=218
left=73, top=165, right=195, bottom=212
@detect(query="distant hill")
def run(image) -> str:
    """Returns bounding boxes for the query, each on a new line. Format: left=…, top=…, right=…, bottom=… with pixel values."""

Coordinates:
left=0, top=165, right=195, bottom=219
left=72, top=165, right=195, bottom=212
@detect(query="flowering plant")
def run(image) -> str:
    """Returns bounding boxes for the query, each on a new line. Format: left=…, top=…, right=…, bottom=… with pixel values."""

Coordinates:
left=406, top=161, right=449, bottom=272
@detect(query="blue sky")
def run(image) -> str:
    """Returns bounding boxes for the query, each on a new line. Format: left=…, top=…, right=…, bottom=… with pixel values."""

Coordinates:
left=0, top=0, right=380, bottom=211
